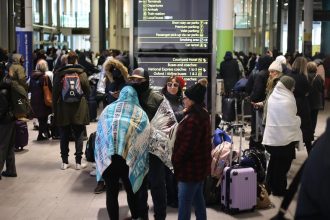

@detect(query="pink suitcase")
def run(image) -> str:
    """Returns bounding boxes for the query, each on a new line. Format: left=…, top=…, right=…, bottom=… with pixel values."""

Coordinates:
left=221, top=166, right=257, bottom=213
left=220, top=124, right=257, bottom=213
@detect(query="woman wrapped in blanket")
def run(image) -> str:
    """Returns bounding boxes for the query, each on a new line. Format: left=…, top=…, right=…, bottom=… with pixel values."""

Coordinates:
left=95, top=85, right=150, bottom=220
left=262, top=76, right=303, bottom=196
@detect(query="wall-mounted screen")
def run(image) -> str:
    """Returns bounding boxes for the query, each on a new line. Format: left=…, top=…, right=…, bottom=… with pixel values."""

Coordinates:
left=134, top=0, right=212, bottom=52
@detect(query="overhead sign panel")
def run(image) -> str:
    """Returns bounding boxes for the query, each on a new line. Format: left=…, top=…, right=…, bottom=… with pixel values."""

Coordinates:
left=137, top=54, right=210, bottom=91
left=135, top=0, right=211, bottom=52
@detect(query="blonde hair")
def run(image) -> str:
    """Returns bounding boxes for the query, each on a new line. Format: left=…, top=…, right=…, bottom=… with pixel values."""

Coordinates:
left=306, top=61, right=317, bottom=73
left=266, top=72, right=283, bottom=93
left=292, top=57, right=307, bottom=77
left=35, top=59, right=49, bottom=72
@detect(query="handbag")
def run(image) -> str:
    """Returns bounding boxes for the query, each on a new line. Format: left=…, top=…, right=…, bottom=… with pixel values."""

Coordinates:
left=43, top=75, right=52, bottom=107
left=256, top=184, right=271, bottom=209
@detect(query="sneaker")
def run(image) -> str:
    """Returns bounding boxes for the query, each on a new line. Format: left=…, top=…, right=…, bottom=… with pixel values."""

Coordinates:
left=94, top=181, right=106, bottom=194
left=90, top=170, right=96, bottom=176
left=61, top=163, right=70, bottom=170
left=75, top=163, right=87, bottom=170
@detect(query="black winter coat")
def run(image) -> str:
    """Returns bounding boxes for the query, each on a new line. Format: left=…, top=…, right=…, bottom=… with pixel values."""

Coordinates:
left=287, top=71, right=313, bottom=143
left=295, top=118, right=330, bottom=219
left=250, top=69, right=269, bottom=102
left=219, top=58, right=241, bottom=93
left=29, top=71, right=52, bottom=118
left=307, top=72, right=324, bottom=110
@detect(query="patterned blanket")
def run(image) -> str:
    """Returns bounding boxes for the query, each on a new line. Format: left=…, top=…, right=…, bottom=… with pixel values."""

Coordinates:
left=95, top=86, right=150, bottom=193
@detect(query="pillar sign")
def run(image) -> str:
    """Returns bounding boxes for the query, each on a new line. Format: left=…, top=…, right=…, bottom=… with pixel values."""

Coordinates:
left=14, top=0, right=25, bottom=27
left=16, top=0, right=33, bottom=77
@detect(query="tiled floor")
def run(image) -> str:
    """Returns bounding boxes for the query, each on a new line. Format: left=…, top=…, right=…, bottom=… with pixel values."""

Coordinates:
left=0, top=101, right=329, bottom=220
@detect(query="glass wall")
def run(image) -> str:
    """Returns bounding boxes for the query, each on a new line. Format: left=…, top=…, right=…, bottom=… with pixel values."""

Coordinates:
left=123, top=0, right=130, bottom=28
left=60, top=0, right=89, bottom=28
left=42, top=0, right=49, bottom=25
left=52, top=0, right=58, bottom=26
left=234, top=0, right=252, bottom=29
left=33, top=0, right=40, bottom=23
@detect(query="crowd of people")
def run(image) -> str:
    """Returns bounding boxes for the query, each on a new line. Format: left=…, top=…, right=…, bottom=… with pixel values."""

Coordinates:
left=0, top=45, right=330, bottom=219
left=219, top=50, right=329, bottom=218
left=0, top=46, right=213, bottom=219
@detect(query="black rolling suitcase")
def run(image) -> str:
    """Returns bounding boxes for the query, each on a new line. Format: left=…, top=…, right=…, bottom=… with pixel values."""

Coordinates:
left=88, top=83, right=98, bottom=122
left=222, top=97, right=236, bottom=122
left=15, top=120, right=28, bottom=151
left=88, top=100, right=97, bottom=122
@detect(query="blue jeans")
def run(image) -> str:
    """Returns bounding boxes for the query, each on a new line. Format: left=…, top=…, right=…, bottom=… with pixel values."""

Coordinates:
left=178, top=181, right=206, bottom=220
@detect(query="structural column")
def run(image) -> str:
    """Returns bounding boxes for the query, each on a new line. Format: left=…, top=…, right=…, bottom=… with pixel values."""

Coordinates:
left=216, top=0, right=234, bottom=67
left=287, top=0, right=297, bottom=54
left=321, top=0, right=330, bottom=55
left=303, top=0, right=313, bottom=57
left=276, top=0, right=282, bottom=51
left=90, top=0, right=100, bottom=53
left=99, top=0, right=106, bottom=52
left=16, top=0, right=33, bottom=77
left=108, top=0, right=117, bottom=49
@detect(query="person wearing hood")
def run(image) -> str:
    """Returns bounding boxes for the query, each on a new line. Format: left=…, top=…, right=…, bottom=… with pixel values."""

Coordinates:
left=104, top=58, right=129, bottom=106
left=8, top=53, right=28, bottom=91
left=218, top=51, right=242, bottom=94
left=246, top=55, right=273, bottom=147
left=78, top=53, right=99, bottom=76
left=29, top=60, right=53, bottom=141
left=52, top=51, right=90, bottom=170
left=95, top=85, right=150, bottom=220
left=172, top=78, right=212, bottom=220
left=128, top=67, right=165, bottom=220
left=262, top=76, right=302, bottom=196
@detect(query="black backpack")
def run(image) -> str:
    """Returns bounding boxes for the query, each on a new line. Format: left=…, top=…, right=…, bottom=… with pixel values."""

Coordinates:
left=85, top=132, right=96, bottom=162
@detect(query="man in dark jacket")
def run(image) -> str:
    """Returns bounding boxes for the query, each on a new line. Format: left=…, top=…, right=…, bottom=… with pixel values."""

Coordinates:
left=128, top=67, right=165, bottom=220
left=0, top=78, right=17, bottom=179
left=246, top=55, right=273, bottom=147
left=219, top=51, right=242, bottom=94
left=53, top=51, right=90, bottom=170
left=295, top=118, right=330, bottom=219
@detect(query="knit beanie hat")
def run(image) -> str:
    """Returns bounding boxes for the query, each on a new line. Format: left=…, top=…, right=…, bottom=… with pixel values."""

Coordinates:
left=184, top=78, right=208, bottom=103
left=268, top=60, right=283, bottom=73
left=275, top=55, right=286, bottom=65
left=280, top=76, right=295, bottom=90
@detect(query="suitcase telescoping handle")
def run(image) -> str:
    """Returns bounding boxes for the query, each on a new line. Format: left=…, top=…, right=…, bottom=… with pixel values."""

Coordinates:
left=228, top=123, right=244, bottom=166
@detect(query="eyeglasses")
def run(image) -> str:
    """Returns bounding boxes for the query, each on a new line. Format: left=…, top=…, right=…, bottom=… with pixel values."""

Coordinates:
left=167, top=82, right=179, bottom=88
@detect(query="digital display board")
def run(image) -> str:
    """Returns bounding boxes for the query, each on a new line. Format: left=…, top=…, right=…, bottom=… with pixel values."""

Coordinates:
left=134, top=0, right=211, bottom=52
left=136, top=55, right=210, bottom=91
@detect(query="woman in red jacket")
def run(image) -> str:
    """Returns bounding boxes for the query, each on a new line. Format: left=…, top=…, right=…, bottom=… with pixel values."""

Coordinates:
left=172, top=78, right=212, bottom=220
